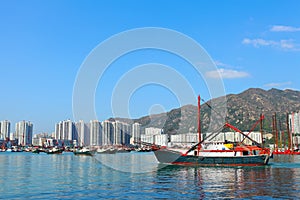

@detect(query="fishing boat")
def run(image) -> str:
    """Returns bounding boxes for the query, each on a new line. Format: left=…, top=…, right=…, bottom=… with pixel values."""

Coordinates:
left=11, top=146, right=23, bottom=152
left=32, top=148, right=40, bottom=154
left=154, top=95, right=271, bottom=166
left=271, top=112, right=300, bottom=155
left=46, top=147, right=63, bottom=154
left=96, top=147, right=117, bottom=154
left=74, top=147, right=95, bottom=156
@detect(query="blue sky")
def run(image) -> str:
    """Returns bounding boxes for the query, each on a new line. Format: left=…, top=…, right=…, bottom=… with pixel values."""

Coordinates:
left=0, top=0, right=299, bottom=134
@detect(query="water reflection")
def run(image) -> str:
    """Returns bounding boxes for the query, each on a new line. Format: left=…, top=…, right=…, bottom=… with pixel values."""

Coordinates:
left=155, top=164, right=300, bottom=199
left=94, top=152, right=159, bottom=173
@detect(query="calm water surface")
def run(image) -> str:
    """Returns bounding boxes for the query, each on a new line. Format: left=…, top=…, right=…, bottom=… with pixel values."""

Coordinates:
left=0, top=152, right=299, bottom=199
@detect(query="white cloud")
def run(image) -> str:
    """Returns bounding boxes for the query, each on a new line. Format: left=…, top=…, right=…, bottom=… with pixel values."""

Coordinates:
left=206, top=68, right=250, bottom=79
left=242, top=38, right=299, bottom=51
left=242, top=38, right=276, bottom=47
left=270, top=25, right=300, bottom=32
left=264, top=81, right=292, bottom=88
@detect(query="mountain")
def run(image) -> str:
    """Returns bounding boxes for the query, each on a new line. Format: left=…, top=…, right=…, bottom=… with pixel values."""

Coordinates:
left=127, top=88, right=300, bottom=135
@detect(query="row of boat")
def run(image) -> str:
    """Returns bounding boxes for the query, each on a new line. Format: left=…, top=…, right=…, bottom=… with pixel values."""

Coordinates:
left=0, top=145, right=160, bottom=156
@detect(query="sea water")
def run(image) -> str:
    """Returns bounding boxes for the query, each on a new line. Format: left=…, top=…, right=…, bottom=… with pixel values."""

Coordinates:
left=0, top=152, right=299, bottom=199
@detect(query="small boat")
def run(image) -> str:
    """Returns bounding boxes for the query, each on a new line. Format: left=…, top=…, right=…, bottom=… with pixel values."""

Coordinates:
left=116, top=148, right=132, bottom=153
left=32, top=148, right=40, bottom=154
left=74, top=147, right=95, bottom=156
left=97, top=148, right=117, bottom=154
left=154, top=95, right=271, bottom=167
left=46, top=147, right=63, bottom=154
left=11, top=146, right=23, bottom=152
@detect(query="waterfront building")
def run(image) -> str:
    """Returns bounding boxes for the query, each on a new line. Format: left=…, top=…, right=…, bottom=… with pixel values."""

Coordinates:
left=15, top=120, right=33, bottom=146
left=75, top=120, right=90, bottom=146
left=102, top=120, right=113, bottom=146
left=111, top=121, right=131, bottom=146
left=90, top=120, right=102, bottom=146
left=141, top=134, right=154, bottom=144
left=32, top=133, right=58, bottom=147
left=63, top=120, right=75, bottom=141
left=54, top=120, right=76, bottom=142
left=223, top=132, right=241, bottom=143
left=154, top=134, right=168, bottom=146
left=205, top=132, right=225, bottom=142
left=111, top=121, right=119, bottom=145
left=141, top=127, right=165, bottom=145
left=122, top=122, right=131, bottom=146
left=289, top=112, right=300, bottom=134
left=170, top=133, right=199, bottom=146
left=55, top=121, right=63, bottom=140
left=145, top=127, right=163, bottom=136
left=170, top=132, right=261, bottom=146
left=0, top=120, right=10, bottom=139
left=244, top=132, right=262, bottom=144
left=131, top=122, right=141, bottom=145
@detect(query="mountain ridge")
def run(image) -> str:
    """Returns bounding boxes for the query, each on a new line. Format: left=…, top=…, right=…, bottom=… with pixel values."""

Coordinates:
left=111, top=88, right=300, bottom=135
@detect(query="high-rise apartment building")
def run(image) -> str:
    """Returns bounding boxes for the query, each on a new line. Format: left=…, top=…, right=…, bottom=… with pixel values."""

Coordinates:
left=112, top=121, right=122, bottom=145
left=54, top=120, right=76, bottom=141
left=122, top=122, right=131, bottom=145
left=102, top=120, right=114, bottom=146
left=15, top=120, right=33, bottom=146
left=289, top=112, right=300, bottom=134
left=131, top=123, right=141, bottom=144
left=0, top=120, right=10, bottom=139
left=90, top=120, right=102, bottom=146
left=75, top=120, right=90, bottom=146
left=112, top=121, right=130, bottom=146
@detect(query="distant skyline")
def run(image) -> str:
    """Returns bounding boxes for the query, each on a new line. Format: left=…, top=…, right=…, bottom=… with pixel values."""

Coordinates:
left=0, top=1, right=299, bottom=134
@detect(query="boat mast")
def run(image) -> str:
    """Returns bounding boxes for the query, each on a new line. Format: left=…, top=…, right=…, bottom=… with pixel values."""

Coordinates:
left=274, top=113, right=279, bottom=152
left=279, top=118, right=283, bottom=151
left=197, top=95, right=201, bottom=154
left=260, top=113, right=264, bottom=148
left=291, top=112, right=294, bottom=151
left=286, top=113, right=291, bottom=151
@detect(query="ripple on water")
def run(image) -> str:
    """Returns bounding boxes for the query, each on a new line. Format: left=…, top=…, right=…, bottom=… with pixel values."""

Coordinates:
left=0, top=152, right=300, bottom=199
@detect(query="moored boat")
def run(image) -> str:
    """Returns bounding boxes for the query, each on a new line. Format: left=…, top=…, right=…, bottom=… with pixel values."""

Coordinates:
left=153, top=95, right=271, bottom=167
left=96, top=148, right=117, bottom=154
left=154, top=143, right=270, bottom=166
left=46, top=147, right=63, bottom=154
left=74, top=147, right=95, bottom=156
left=32, top=148, right=40, bottom=154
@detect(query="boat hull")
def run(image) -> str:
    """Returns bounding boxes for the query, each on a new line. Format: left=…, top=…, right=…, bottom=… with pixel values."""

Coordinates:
left=154, top=149, right=270, bottom=166
left=73, top=150, right=95, bottom=156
